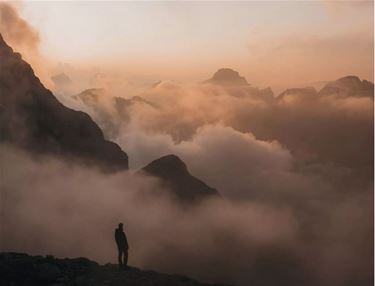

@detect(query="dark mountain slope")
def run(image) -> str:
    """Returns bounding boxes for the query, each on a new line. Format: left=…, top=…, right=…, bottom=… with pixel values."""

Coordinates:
left=0, top=252, right=232, bottom=286
left=0, top=34, right=128, bottom=171
left=139, top=154, right=220, bottom=202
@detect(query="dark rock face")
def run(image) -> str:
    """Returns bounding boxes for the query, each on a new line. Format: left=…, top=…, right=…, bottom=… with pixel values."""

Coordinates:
left=140, top=155, right=219, bottom=202
left=0, top=252, right=231, bottom=286
left=205, top=68, right=249, bottom=86
left=0, top=34, right=128, bottom=171
left=318, top=75, right=374, bottom=98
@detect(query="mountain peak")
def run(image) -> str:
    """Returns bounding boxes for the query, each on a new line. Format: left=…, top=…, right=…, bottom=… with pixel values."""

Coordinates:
left=140, top=154, right=219, bottom=202
left=205, top=68, right=249, bottom=86
left=142, top=154, right=189, bottom=179
left=332, top=75, right=363, bottom=91
left=336, top=75, right=361, bottom=85
left=318, top=75, right=374, bottom=98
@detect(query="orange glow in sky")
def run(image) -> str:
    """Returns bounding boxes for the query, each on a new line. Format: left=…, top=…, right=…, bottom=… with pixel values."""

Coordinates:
left=4, top=1, right=375, bottom=90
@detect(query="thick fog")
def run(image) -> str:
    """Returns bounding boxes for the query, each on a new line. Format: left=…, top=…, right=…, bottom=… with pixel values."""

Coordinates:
left=0, top=145, right=372, bottom=286
left=58, top=80, right=373, bottom=195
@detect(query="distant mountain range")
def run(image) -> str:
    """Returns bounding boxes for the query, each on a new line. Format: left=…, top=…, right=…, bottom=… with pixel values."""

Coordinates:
left=205, top=68, right=373, bottom=100
left=67, top=68, right=374, bottom=115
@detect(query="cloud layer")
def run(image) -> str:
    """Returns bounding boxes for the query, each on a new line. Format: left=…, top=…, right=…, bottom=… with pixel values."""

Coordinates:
left=1, top=145, right=372, bottom=286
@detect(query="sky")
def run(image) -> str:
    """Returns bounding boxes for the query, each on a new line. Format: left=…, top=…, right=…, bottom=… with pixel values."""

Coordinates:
left=10, top=0, right=372, bottom=90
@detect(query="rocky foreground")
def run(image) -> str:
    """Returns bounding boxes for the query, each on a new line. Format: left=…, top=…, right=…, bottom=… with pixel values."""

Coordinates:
left=0, top=253, right=232, bottom=286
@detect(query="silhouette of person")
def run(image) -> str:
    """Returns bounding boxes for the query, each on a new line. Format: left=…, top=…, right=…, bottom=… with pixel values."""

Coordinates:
left=115, top=223, right=128, bottom=269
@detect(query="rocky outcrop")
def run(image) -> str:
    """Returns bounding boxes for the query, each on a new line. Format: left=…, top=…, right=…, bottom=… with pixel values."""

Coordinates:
left=140, top=155, right=219, bottom=202
left=0, top=252, right=232, bottom=286
left=0, top=34, right=129, bottom=171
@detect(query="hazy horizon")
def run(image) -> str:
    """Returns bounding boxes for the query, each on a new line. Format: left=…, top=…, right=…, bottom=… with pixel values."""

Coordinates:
left=1, top=1, right=373, bottom=93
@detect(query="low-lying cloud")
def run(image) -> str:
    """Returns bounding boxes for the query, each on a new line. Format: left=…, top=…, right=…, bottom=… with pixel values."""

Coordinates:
left=1, top=145, right=372, bottom=286
left=51, top=77, right=374, bottom=208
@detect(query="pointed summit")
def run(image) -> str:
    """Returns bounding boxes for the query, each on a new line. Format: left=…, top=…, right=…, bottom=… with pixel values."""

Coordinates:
left=142, top=154, right=189, bottom=177
left=205, top=68, right=249, bottom=86
left=140, top=154, right=220, bottom=203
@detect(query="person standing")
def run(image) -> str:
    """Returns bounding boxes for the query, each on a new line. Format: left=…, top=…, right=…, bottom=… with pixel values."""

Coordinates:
left=115, top=223, right=128, bottom=269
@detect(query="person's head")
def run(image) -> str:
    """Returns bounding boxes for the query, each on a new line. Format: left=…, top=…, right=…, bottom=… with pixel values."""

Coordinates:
left=118, top=223, right=123, bottom=230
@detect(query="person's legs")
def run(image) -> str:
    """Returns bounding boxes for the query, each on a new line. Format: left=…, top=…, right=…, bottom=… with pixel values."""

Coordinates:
left=118, top=247, right=124, bottom=267
left=124, top=250, right=128, bottom=267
